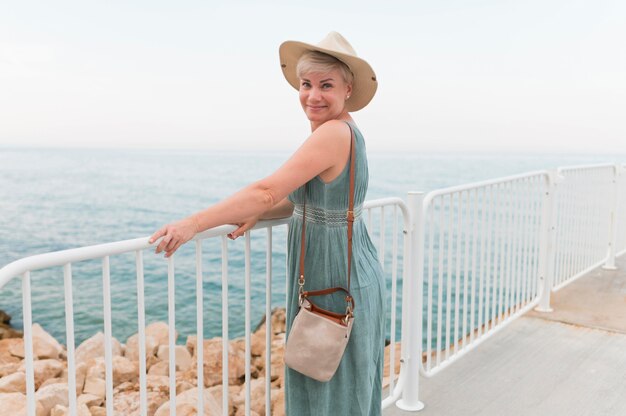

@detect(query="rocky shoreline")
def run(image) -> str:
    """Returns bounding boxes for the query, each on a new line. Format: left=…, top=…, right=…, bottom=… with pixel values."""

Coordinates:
left=0, top=308, right=400, bottom=416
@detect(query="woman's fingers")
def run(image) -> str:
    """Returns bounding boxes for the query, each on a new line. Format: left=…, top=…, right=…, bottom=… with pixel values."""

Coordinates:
left=149, top=227, right=167, bottom=245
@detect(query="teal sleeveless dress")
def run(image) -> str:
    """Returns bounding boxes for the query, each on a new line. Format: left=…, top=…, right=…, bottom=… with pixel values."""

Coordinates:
left=285, top=122, right=386, bottom=415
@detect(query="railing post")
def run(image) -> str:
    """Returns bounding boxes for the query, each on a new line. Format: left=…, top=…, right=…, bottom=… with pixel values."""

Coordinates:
left=396, top=191, right=426, bottom=412
left=602, top=165, right=621, bottom=270
left=536, top=170, right=560, bottom=312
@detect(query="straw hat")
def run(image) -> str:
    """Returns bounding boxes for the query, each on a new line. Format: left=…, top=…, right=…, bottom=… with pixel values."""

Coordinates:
left=279, top=31, right=377, bottom=112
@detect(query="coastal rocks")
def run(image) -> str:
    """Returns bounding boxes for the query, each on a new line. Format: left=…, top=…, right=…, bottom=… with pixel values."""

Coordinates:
left=75, top=332, right=123, bottom=365
left=0, top=308, right=297, bottom=416
left=35, top=382, right=68, bottom=415
left=0, top=392, right=46, bottom=416
left=154, top=386, right=222, bottom=416
left=0, top=371, right=26, bottom=393
left=0, top=309, right=22, bottom=340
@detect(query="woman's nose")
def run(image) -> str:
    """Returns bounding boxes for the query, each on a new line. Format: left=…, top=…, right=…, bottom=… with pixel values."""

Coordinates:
left=309, top=87, right=322, bottom=101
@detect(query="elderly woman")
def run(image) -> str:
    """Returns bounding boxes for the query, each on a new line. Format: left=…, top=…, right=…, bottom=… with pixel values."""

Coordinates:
left=150, top=32, right=385, bottom=415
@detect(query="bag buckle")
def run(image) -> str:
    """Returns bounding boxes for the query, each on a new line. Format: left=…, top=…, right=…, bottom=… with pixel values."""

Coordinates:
left=298, top=274, right=305, bottom=305
left=346, top=210, right=355, bottom=222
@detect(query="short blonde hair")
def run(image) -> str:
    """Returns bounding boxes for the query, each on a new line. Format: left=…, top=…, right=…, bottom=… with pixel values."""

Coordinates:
left=296, top=51, right=354, bottom=86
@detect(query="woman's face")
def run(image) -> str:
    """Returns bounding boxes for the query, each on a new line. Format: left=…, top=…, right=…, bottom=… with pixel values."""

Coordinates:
left=298, top=68, right=352, bottom=127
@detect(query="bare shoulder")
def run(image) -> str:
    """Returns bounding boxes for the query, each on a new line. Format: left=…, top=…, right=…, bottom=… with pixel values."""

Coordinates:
left=308, top=119, right=352, bottom=149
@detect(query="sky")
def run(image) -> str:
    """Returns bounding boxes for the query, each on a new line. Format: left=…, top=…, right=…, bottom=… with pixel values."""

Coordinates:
left=1, top=0, right=625, bottom=154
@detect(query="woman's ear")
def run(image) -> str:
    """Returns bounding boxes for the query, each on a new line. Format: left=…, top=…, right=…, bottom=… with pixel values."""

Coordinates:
left=346, top=84, right=353, bottom=100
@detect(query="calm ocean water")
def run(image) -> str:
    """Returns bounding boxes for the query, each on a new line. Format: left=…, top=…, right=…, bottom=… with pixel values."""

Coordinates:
left=0, top=147, right=623, bottom=346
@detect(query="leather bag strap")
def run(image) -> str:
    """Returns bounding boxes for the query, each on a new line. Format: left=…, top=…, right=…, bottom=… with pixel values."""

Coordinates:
left=298, top=122, right=356, bottom=296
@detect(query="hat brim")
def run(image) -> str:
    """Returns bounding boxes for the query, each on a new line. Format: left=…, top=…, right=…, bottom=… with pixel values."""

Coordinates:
left=279, top=40, right=377, bottom=112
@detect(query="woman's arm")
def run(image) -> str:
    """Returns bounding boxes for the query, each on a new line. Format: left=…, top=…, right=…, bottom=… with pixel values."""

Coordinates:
left=260, top=198, right=294, bottom=220
left=150, top=120, right=351, bottom=256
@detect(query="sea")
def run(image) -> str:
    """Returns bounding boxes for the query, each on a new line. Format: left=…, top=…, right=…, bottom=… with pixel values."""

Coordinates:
left=0, top=147, right=623, bottom=346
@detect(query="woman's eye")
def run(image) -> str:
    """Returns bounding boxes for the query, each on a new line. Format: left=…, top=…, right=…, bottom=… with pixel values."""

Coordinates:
left=301, top=82, right=311, bottom=88
left=322, top=83, right=333, bottom=89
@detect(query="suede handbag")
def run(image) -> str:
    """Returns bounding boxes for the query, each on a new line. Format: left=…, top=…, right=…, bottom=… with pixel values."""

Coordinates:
left=284, top=122, right=357, bottom=382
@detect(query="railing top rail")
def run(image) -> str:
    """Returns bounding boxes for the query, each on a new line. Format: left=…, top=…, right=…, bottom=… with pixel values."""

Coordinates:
left=0, top=198, right=409, bottom=290
left=0, top=218, right=288, bottom=289
left=422, top=169, right=549, bottom=207
left=557, top=163, right=617, bottom=173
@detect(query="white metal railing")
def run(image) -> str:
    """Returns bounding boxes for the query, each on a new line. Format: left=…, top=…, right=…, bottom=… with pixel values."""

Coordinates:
left=0, top=198, right=411, bottom=415
left=416, top=171, right=548, bottom=377
left=2, top=163, right=624, bottom=415
left=551, top=164, right=615, bottom=289
left=396, top=163, right=625, bottom=411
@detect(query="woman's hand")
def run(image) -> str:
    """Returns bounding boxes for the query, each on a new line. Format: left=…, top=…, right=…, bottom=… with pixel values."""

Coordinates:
left=227, top=216, right=259, bottom=240
left=149, top=215, right=200, bottom=257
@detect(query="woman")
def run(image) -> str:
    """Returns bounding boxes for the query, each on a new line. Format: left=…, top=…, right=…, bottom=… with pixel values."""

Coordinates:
left=150, top=31, right=385, bottom=415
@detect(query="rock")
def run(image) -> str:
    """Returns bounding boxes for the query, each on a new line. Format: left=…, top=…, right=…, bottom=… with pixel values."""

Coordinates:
left=39, top=377, right=64, bottom=389
left=235, top=377, right=266, bottom=415
left=156, top=345, right=193, bottom=372
left=77, top=393, right=103, bottom=408
left=0, top=361, right=21, bottom=377
left=0, top=310, right=11, bottom=324
left=154, top=386, right=222, bottom=416
left=250, top=329, right=266, bottom=357
left=0, top=323, right=22, bottom=339
left=145, top=322, right=177, bottom=347
left=82, top=377, right=105, bottom=399
left=271, top=388, right=285, bottom=416
left=0, top=371, right=26, bottom=393
left=0, top=392, right=46, bottom=416
left=147, top=360, right=169, bottom=376
left=112, top=389, right=169, bottom=416
left=124, top=333, right=159, bottom=362
left=193, top=338, right=245, bottom=387
left=50, top=403, right=91, bottom=416
left=17, top=359, right=64, bottom=389
left=35, top=383, right=68, bottom=415
left=0, top=338, right=28, bottom=359
left=207, top=384, right=239, bottom=415
left=88, top=406, right=107, bottom=416
left=32, top=324, right=64, bottom=359
left=75, top=333, right=123, bottom=365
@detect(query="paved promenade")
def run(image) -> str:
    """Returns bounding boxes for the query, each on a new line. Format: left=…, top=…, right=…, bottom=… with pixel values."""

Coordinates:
left=384, top=254, right=626, bottom=416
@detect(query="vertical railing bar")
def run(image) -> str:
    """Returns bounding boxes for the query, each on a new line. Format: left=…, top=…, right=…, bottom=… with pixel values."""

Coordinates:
left=469, top=188, right=479, bottom=344
left=477, top=187, right=487, bottom=336
left=554, top=176, right=564, bottom=287
left=136, top=251, right=148, bottom=416
left=520, top=179, right=531, bottom=307
left=265, top=228, right=273, bottom=416
left=564, top=174, right=574, bottom=284
left=63, top=263, right=77, bottom=415
left=102, top=256, right=114, bottom=416
left=504, top=182, right=514, bottom=319
left=380, top=206, right=386, bottom=269
left=221, top=236, right=229, bottom=416
left=21, top=271, right=36, bottom=416
left=566, top=172, right=576, bottom=283
left=484, top=185, right=495, bottom=332
left=195, top=241, right=204, bottom=415
left=461, top=190, right=470, bottom=350
left=167, top=256, right=176, bottom=415
left=576, top=171, right=585, bottom=279
left=445, top=194, right=453, bottom=360
left=244, top=232, right=252, bottom=416
left=511, top=180, right=521, bottom=314
left=533, top=176, right=543, bottom=298
left=453, top=192, right=461, bottom=354
left=389, top=205, right=399, bottom=392
left=498, top=183, right=508, bottom=321
left=436, top=197, right=445, bottom=366
left=491, top=184, right=502, bottom=326
left=426, top=204, right=434, bottom=372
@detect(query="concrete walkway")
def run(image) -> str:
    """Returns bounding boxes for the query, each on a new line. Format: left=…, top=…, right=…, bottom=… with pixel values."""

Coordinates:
left=384, top=254, right=626, bottom=416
